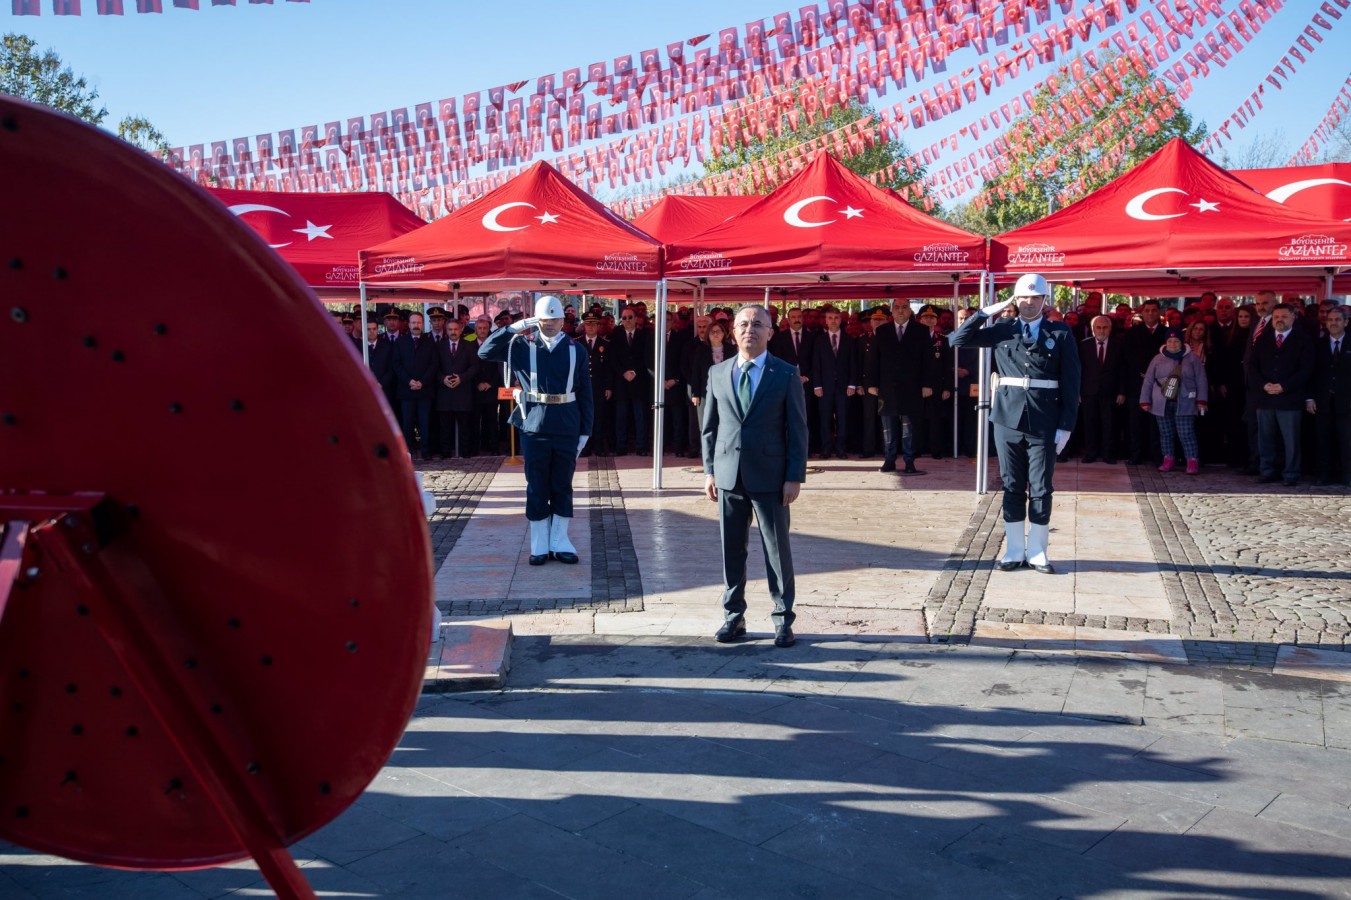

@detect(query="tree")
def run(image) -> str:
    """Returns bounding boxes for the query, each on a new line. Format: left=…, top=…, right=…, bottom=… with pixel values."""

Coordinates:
left=1209, top=130, right=1289, bottom=169
left=975, top=54, right=1206, bottom=232
left=1, top=33, right=107, bottom=125
left=117, top=114, right=171, bottom=155
left=701, top=82, right=930, bottom=205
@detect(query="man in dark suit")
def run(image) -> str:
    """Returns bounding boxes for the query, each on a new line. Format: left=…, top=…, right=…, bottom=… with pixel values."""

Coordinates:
left=1248, top=303, right=1315, bottom=487
left=578, top=313, right=612, bottom=456
left=435, top=318, right=480, bottom=458
left=1308, top=305, right=1351, bottom=486
left=362, top=317, right=395, bottom=409
left=866, top=298, right=932, bottom=474
left=469, top=316, right=504, bottom=455
left=393, top=311, right=440, bottom=460
left=809, top=306, right=859, bottom=459
left=660, top=313, right=691, bottom=456
left=1124, top=299, right=1166, bottom=465
left=610, top=307, right=651, bottom=454
left=950, top=274, right=1081, bottom=574
left=1077, top=315, right=1126, bottom=464
left=1208, top=296, right=1249, bottom=467
left=769, top=306, right=816, bottom=452
left=702, top=305, right=809, bottom=648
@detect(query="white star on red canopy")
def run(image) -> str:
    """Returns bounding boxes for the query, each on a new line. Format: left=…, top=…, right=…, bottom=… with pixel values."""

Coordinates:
left=1189, top=199, right=1220, bottom=213
left=536, top=211, right=561, bottom=224
left=841, top=206, right=864, bottom=219
left=293, top=220, right=334, bottom=241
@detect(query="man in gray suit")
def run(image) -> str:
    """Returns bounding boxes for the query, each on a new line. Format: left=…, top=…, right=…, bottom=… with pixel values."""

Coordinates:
left=702, top=305, right=809, bottom=648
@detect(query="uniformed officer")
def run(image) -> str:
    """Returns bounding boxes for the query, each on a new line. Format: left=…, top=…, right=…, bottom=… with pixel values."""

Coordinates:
left=478, top=296, right=593, bottom=566
left=949, top=274, right=1081, bottom=573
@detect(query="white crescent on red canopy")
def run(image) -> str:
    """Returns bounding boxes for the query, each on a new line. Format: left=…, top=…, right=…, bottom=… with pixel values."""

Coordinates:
left=1265, top=179, right=1351, bottom=220
left=1124, top=188, right=1187, bottom=221
left=481, top=201, right=535, bottom=232
left=225, top=203, right=293, bottom=248
left=783, top=195, right=837, bottom=228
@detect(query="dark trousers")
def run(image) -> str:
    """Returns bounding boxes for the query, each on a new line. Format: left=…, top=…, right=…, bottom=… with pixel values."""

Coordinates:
left=860, top=394, right=882, bottom=456
left=1128, top=401, right=1159, bottom=464
left=957, top=392, right=978, bottom=456
left=521, top=431, right=579, bottom=520
left=1080, top=394, right=1118, bottom=460
left=438, top=409, right=472, bottom=457
left=686, top=388, right=701, bottom=453
left=805, top=386, right=820, bottom=453
left=1314, top=396, right=1351, bottom=482
left=993, top=423, right=1056, bottom=525
left=880, top=414, right=915, bottom=463
left=664, top=386, right=688, bottom=453
left=582, top=390, right=610, bottom=455
left=1257, top=408, right=1302, bottom=481
left=918, top=398, right=950, bottom=457
left=472, top=399, right=500, bottom=454
left=818, top=389, right=848, bottom=454
left=614, top=397, right=647, bottom=452
left=718, top=475, right=795, bottom=630
left=400, top=397, right=434, bottom=458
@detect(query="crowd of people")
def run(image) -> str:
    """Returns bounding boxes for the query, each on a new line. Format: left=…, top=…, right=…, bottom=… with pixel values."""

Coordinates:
left=335, top=287, right=1350, bottom=489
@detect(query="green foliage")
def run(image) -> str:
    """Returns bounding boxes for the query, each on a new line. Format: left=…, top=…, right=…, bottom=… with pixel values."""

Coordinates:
left=702, top=83, right=929, bottom=205
left=1, top=33, right=107, bottom=125
left=117, top=114, right=170, bottom=154
left=977, top=55, right=1206, bottom=233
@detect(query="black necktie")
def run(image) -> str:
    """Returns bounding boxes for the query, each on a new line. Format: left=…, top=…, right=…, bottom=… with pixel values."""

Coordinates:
left=450, top=342, right=457, bottom=355
left=1335, top=339, right=1342, bottom=355
left=413, top=336, right=419, bottom=349
left=1098, top=341, right=1105, bottom=365
left=1023, top=323, right=1032, bottom=344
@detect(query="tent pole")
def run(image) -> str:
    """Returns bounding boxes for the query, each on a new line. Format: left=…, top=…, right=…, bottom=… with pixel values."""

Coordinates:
left=976, top=271, right=992, bottom=497
left=359, top=283, right=370, bottom=367
left=952, top=277, right=960, bottom=460
left=652, top=279, right=668, bottom=491
left=1327, top=273, right=1336, bottom=301
left=763, top=286, right=770, bottom=310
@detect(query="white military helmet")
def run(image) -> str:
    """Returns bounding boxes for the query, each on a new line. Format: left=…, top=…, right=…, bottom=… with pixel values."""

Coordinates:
left=534, top=295, right=565, bottom=319
left=1012, top=273, right=1050, bottom=297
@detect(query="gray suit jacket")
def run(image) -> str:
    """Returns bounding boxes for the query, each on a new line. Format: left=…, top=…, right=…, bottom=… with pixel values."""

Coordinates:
left=702, top=354, right=809, bottom=494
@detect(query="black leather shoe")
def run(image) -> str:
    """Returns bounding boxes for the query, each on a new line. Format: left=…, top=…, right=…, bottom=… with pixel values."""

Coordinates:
left=528, top=554, right=548, bottom=566
left=715, top=618, right=746, bottom=643
left=1103, top=457, right=1117, bottom=465
left=879, top=460, right=896, bottom=472
left=1030, top=561, right=1055, bottom=574
left=996, top=559, right=1024, bottom=572
left=774, top=627, right=796, bottom=648
left=1283, top=479, right=1299, bottom=488
left=551, top=551, right=579, bottom=565
left=1257, top=474, right=1280, bottom=484
left=902, top=462, right=920, bottom=475
left=1082, top=456, right=1098, bottom=464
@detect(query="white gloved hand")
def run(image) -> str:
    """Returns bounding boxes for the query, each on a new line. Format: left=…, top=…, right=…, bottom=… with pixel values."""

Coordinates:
left=577, top=435, right=588, bottom=458
left=1055, top=429, right=1071, bottom=454
left=508, top=316, right=539, bottom=334
left=980, top=298, right=1013, bottom=318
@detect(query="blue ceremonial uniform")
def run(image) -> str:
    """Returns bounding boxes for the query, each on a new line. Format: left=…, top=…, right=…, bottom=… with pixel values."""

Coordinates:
left=950, top=312, right=1081, bottom=525
left=479, top=325, right=593, bottom=521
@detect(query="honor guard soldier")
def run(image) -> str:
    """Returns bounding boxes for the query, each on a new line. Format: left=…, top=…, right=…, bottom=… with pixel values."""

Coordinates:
left=478, top=296, right=593, bottom=565
left=950, top=274, right=1081, bottom=573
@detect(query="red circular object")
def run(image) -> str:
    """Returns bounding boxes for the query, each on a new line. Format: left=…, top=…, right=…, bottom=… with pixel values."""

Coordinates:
left=0, top=97, right=432, bottom=869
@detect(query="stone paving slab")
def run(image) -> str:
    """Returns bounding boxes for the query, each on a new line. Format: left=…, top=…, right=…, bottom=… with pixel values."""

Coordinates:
left=424, top=621, right=512, bottom=692
left=10, top=635, right=1351, bottom=898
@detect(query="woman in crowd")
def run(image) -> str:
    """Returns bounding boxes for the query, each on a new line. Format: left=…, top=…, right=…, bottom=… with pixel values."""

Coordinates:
left=1140, top=327, right=1209, bottom=475
left=690, top=319, right=736, bottom=422
left=1185, top=320, right=1220, bottom=463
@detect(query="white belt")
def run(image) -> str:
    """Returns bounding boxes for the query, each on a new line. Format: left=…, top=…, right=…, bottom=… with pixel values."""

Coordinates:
left=996, top=377, right=1059, bottom=389
left=523, top=391, right=576, bottom=404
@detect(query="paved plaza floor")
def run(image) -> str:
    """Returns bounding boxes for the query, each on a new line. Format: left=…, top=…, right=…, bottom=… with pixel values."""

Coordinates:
left=4, top=456, right=1351, bottom=897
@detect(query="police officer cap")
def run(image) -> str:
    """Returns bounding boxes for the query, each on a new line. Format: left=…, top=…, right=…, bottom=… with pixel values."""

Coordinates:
left=427, top=306, right=448, bottom=319
left=1012, top=274, right=1050, bottom=297
left=382, top=310, right=401, bottom=320
left=582, top=312, right=602, bottom=324
left=534, top=295, right=565, bottom=319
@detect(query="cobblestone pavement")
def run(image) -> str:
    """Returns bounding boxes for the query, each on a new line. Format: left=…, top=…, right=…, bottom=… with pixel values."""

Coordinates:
left=416, top=456, right=502, bottom=570
left=422, top=455, right=1351, bottom=674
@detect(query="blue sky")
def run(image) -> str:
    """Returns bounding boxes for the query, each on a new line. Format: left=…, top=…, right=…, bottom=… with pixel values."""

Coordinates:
left=8, top=0, right=1348, bottom=195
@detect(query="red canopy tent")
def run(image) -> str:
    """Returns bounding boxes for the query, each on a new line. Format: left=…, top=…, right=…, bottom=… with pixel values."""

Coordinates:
left=1234, top=163, right=1351, bottom=222
left=991, top=140, right=1351, bottom=298
left=208, top=188, right=424, bottom=296
left=358, top=161, right=662, bottom=293
left=629, top=196, right=759, bottom=243
left=664, top=152, right=987, bottom=292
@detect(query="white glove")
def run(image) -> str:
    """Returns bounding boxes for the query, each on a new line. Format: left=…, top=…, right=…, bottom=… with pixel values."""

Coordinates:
left=1054, top=429, right=1071, bottom=454
left=577, top=435, right=588, bottom=458
left=980, top=298, right=1013, bottom=318
left=508, top=316, right=539, bottom=334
